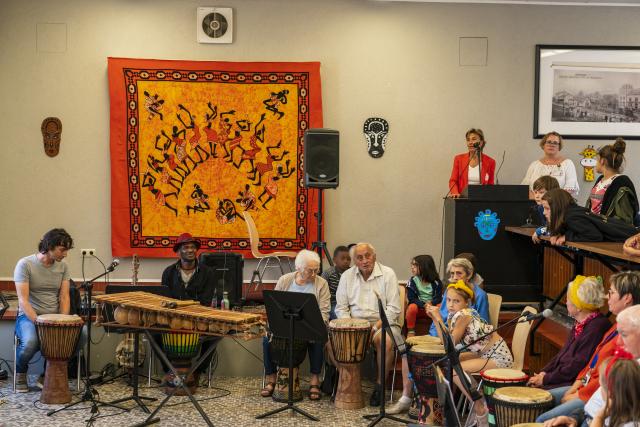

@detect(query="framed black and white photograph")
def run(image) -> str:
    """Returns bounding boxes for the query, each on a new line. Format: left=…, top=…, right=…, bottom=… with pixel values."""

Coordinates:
left=534, top=45, right=640, bottom=140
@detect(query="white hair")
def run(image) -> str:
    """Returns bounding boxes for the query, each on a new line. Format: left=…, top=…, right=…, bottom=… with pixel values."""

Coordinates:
left=446, top=258, right=474, bottom=280
left=617, top=304, right=640, bottom=329
left=354, top=242, right=376, bottom=254
left=576, top=276, right=606, bottom=310
left=294, top=249, right=320, bottom=271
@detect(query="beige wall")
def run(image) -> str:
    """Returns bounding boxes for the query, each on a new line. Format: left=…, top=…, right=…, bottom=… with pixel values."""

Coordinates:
left=1, top=0, right=639, bottom=283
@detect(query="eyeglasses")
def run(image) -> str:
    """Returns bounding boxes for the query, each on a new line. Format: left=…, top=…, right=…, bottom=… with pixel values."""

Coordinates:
left=545, top=141, right=560, bottom=146
left=303, top=267, right=320, bottom=275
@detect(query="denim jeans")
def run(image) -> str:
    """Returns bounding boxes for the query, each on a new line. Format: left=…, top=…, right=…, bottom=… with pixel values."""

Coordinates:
left=536, top=386, right=585, bottom=423
left=15, top=313, right=88, bottom=374
left=263, top=336, right=324, bottom=375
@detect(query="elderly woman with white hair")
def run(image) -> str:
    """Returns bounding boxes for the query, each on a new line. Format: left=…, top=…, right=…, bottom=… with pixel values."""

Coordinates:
left=260, top=249, right=330, bottom=401
left=528, top=275, right=611, bottom=390
left=428, top=257, right=490, bottom=337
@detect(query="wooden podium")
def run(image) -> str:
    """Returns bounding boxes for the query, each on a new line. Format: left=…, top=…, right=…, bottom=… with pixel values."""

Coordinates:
left=443, top=186, right=541, bottom=302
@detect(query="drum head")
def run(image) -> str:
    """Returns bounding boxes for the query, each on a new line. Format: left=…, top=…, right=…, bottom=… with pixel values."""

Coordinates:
left=36, top=314, right=83, bottom=324
left=493, top=386, right=552, bottom=404
left=329, top=318, right=370, bottom=329
left=405, top=335, right=442, bottom=346
left=410, top=344, right=446, bottom=355
left=482, top=368, right=528, bottom=381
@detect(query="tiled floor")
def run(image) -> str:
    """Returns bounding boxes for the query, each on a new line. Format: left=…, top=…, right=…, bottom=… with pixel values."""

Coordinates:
left=0, top=375, right=415, bottom=427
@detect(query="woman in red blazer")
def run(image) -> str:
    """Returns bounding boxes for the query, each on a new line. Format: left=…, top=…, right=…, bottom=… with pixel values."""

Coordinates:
left=448, top=128, right=496, bottom=197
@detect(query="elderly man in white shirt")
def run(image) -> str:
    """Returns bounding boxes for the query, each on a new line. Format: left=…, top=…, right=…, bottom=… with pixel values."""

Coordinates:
left=542, top=304, right=640, bottom=427
left=335, top=242, right=403, bottom=407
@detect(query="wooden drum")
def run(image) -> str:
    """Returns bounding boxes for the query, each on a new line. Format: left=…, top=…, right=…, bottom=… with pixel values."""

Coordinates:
left=481, top=368, right=529, bottom=427
left=35, top=314, right=84, bottom=404
left=492, top=387, right=553, bottom=427
left=405, top=335, right=442, bottom=347
left=161, top=332, right=201, bottom=396
left=407, top=343, right=450, bottom=425
left=328, top=318, right=371, bottom=409
left=269, top=335, right=308, bottom=403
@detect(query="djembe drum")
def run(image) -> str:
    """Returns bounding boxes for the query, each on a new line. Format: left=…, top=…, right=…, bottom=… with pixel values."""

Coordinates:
left=269, top=335, right=308, bottom=402
left=328, top=318, right=371, bottom=409
left=407, top=343, right=451, bottom=425
left=161, top=332, right=201, bottom=396
left=492, top=387, right=553, bottom=427
left=405, top=335, right=442, bottom=347
left=480, top=368, right=529, bottom=427
left=35, top=314, right=84, bottom=404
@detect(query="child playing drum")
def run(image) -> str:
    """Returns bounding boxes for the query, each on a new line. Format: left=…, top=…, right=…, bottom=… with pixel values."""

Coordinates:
left=427, top=280, right=514, bottom=427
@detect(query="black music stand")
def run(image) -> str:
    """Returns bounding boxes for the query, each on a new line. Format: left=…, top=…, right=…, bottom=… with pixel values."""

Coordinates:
left=0, top=292, right=9, bottom=380
left=363, top=296, right=410, bottom=427
left=103, top=285, right=171, bottom=413
left=256, top=290, right=328, bottom=421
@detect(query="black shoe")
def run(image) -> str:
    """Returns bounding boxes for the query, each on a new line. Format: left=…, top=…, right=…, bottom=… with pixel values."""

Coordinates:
left=369, top=384, right=382, bottom=407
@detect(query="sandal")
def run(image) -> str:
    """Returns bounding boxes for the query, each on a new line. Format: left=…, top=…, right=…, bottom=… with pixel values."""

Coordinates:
left=260, top=382, right=276, bottom=397
left=309, top=384, right=322, bottom=401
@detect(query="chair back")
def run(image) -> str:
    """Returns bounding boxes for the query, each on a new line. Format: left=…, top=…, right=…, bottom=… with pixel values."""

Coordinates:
left=487, top=293, right=502, bottom=329
left=242, top=211, right=262, bottom=258
left=510, top=306, right=536, bottom=371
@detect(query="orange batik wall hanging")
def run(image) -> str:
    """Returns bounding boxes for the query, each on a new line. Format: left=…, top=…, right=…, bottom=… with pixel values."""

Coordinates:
left=108, top=58, right=322, bottom=257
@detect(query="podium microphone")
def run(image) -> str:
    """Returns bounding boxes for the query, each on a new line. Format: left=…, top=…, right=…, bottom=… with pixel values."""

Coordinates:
left=107, top=258, right=120, bottom=272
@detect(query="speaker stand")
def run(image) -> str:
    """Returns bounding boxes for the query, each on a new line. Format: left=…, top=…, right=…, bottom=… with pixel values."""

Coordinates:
left=311, top=188, right=332, bottom=274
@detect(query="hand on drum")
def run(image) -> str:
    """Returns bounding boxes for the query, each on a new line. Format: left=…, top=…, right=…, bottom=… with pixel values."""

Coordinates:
left=542, top=415, right=578, bottom=427
left=527, top=371, right=545, bottom=387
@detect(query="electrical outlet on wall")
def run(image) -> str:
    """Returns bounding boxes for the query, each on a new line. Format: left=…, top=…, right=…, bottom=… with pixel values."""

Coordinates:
left=81, top=248, right=96, bottom=256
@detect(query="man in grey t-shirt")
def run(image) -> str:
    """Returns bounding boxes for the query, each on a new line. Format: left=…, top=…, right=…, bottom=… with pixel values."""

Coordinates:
left=13, top=228, right=74, bottom=392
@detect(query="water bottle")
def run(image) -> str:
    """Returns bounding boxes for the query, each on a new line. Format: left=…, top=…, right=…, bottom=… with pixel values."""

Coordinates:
left=221, top=291, right=230, bottom=310
left=211, top=289, right=218, bottom=309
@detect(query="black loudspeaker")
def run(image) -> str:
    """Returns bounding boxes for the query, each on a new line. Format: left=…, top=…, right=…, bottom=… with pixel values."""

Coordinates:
left=304, top=128, right=339, bottom=188
left=199, top=252, right=244, bottom=307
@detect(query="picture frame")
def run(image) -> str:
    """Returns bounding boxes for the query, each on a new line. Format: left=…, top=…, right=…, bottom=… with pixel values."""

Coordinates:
left=534, top=44, right=640, bottom=140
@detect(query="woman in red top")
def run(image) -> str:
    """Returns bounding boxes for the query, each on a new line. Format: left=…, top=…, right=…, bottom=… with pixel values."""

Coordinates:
left=448, top=128, right=496, bottom=197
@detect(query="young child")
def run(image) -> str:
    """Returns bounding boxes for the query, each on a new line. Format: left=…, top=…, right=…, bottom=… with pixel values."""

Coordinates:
left=427, top=280, right=513, bottom=427
left=321, top=245, right=351, bottom=320
left=590, top=356, right=640, bottom=427
left=531, top=175, right=560, bottom=243
left=405, top=255, right=443, bottom=337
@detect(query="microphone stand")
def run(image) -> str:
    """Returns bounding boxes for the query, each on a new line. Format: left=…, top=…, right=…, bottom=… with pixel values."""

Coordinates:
left=0, top=292, right=9, bottom=380
left=477, top=143, right=483, bottom=186
left=48, top=264, right=128, bottom=423
left=363, top=296, right=410, bottom=427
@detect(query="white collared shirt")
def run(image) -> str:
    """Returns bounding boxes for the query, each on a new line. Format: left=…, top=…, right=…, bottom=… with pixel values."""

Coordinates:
left=334, top=262, right=401, bottom=327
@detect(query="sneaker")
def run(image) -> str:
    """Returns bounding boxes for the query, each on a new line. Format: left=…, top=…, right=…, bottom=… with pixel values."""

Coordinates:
left=386, top=397, right=411, bottom=414
left=36, top=375, right=45, bottom=390
left=15, top=373, right=28, bottom=393
left=369, top=384, right=382, bottom=407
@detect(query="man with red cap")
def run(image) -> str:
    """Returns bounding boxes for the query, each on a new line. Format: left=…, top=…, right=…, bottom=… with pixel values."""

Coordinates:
left=159, top=233, right=218, bottom=384
left=161, top=233, right=216, bottom=305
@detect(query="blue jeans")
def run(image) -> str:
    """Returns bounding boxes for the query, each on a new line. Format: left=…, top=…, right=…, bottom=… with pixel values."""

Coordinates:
left=536, top=386, right=585, bottom=423
left=329, top=303, right=337, bottom=321
left=262, top=336, right=324, bottom=376
left=15, top=313, right=88, bottom=374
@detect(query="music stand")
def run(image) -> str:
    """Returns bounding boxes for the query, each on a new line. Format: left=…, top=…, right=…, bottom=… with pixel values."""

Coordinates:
left=256, top=290, right=328, bottom=421
left=363, top=296, right=410, bottom=427
left=0, top=292, right=8, bottom=380
left=103, top=285, right=171, bottom=413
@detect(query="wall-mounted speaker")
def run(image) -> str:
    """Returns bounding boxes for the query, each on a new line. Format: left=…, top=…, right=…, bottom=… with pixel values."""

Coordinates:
left=304, top=129, right=339, bottom=189
left=197, top=7, right=233, bottom=44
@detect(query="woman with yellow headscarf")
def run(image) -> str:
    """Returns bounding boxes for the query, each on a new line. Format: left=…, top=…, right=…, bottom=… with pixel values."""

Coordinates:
left=528, top=275, right=611, bottom=390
